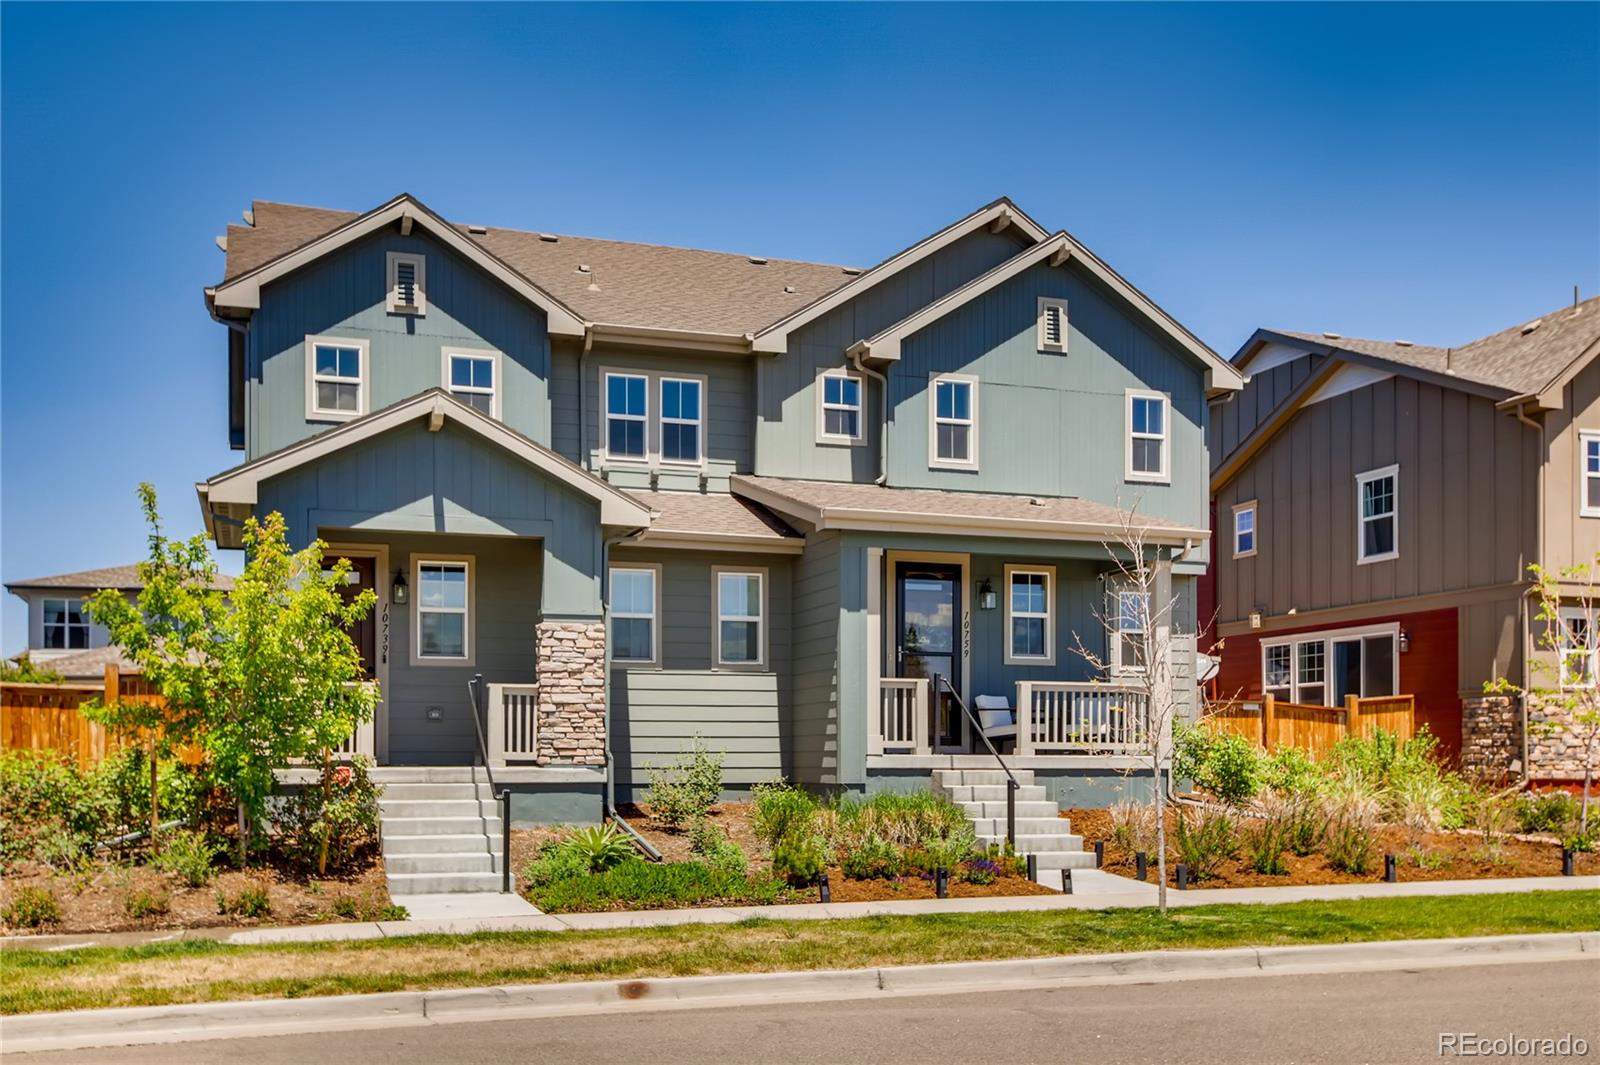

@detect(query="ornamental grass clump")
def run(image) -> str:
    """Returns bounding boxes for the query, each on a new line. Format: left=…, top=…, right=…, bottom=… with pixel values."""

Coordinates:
left=1109, top=798, right=1158, bottom=856
left=1321, top=781, right=1381, bottom=875
left=1173, top=808, right=1237, bottom=881
left=1242, top=791, right=1294, bottom=875
left=752, top=782, right=827, bottom=883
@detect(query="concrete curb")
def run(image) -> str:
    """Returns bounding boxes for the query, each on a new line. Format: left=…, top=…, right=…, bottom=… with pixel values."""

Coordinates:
left=4, top=932, right=1593, bottom=1055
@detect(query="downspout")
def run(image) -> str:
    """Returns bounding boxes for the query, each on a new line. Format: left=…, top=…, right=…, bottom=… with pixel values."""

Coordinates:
left=578, top=328, right=595, bottom=466
left=850, top=351, right=889, bottom=485
left=1514, top=400, right=1544, bottom=779
left=601, top=527, right=662, bottom=860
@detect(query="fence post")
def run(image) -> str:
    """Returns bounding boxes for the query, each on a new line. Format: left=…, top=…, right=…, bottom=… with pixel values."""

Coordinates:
left=1262, top=694, right=1275, bottom=752
left=1345, top=694, right=1361, bottom=741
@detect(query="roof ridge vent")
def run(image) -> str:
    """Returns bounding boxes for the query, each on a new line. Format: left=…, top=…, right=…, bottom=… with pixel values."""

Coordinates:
left=748, top=256, right=768, bottom=265
left=1521, top=319, right=1543, bottom=335
left=538, top=233, right=559, bottom=243
left=1321, top=331, right=1341, bottom=340
left=1394, top=339, right=1414, bottom=347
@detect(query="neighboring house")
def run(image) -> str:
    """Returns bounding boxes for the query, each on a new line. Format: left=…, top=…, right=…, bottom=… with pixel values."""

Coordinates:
left=1204, top=296, right=1600, bottom=781
left=198, top=192, right=1243, bottom=821
left=4, top=565, right=233, bottom=679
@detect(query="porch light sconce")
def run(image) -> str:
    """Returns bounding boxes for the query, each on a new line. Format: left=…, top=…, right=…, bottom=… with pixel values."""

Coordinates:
left=391, top=571, right=409, bottom=606
left=1398, top=629, right=1410, bottom=653
left=978, top=578, right=997, bottom=611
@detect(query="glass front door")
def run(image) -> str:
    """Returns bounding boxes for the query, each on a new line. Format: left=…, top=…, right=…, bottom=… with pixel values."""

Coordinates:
left=895, top=562, right=963, bottom=750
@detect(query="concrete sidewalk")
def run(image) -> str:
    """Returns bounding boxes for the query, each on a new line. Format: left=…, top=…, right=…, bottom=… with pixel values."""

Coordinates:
left=4, top=874, right=1596, bottom=951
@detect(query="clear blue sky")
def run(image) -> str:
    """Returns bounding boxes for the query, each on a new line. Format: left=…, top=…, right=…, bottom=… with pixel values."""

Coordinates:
left=3, top=2, right=1597, bottom=650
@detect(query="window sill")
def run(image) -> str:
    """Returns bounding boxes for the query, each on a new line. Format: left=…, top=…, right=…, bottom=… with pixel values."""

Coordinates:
left=1124, top=472, right=1171, bottom=485
left=817, top=436, right=866, bottom=448
left=1357, top=552, right=1399, bottom=566
left=928, top=460, right=979, bottom=472
left=308, top=410, right=362, bottom=424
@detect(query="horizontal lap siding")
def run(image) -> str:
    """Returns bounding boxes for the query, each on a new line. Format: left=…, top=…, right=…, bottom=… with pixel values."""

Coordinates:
left=790, top=532, right=841, bottom=784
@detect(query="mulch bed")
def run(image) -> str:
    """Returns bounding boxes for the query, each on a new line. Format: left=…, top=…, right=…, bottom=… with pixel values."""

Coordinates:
left=1064, top=806, right=1600, bottom=889
left=0, top=854, right=394, bottom=936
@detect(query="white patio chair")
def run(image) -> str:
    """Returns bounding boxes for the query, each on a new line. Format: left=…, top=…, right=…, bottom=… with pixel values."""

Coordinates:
left=974, top=694, right=1017, bottom=753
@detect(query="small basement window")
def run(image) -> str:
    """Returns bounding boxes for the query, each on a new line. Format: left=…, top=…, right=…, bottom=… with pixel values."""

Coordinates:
left=1037, top=297, right=1068, bottom=354
left=387, top=252, right=427, bottom=315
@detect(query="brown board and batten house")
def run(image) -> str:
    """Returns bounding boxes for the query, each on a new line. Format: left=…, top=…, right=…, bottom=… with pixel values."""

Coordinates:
left=1204, top=295, right=1600, bottom=781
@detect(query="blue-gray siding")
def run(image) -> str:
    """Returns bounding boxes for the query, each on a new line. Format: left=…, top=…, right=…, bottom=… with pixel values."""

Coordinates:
left=789, top=531, right=842, bottom=784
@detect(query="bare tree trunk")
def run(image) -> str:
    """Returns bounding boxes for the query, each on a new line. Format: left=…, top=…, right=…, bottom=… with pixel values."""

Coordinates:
left=149, top=735, right=160, bottom=847
left=1155, top=761, right=1168, bottom=914
left=318, top=747, right=333, bottom=876
left=236, top=802, right=248, bottom=868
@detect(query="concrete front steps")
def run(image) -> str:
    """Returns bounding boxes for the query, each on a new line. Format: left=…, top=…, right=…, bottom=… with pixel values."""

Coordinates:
left=373, top=768, right=509, bottom=895
left=933, top=768, right=1096, bottom=887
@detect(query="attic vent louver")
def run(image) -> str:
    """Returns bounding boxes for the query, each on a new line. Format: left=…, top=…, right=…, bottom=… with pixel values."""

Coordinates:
left=395, top=260, right=418, bottom=304
left=386, top=252, right=426, bottom=315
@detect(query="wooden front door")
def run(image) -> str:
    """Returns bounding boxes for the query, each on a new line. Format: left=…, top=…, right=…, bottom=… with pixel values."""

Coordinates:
left=330, top=555, right=378, bottom=679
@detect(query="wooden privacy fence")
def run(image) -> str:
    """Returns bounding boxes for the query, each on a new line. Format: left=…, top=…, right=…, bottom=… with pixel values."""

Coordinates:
left=0, top=666, right=173, bottom=769
left=1204, top=694, right=1416, bottom=759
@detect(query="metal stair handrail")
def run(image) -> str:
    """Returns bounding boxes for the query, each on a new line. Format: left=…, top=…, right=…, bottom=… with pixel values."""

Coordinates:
left=932, top=673, right=1017, bottom=849
left=467, top=674, right=513, bottom=893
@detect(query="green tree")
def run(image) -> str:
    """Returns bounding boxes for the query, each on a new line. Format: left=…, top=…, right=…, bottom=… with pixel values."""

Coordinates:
left=85, top=484, right=379, bottom=861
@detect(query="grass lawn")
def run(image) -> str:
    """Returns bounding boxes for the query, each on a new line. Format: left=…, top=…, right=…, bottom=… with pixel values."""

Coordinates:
left=3, top=890, right=1595, bottom=1015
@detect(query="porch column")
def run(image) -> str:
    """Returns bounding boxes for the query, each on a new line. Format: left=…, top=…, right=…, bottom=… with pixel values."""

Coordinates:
left=534, top=620, right=606, bottom=765
left=866, top=547, right=883, bottom=753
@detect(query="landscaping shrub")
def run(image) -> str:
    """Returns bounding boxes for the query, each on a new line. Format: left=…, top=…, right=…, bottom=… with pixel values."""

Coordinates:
left=839, top=835, right=903, bottom=880
left=2, top=886, right=61, bottom=928
left=30, top=826, right=90, bottom=872
left=528, top=859, right=785, bottom=912
left=273, top=758, right=381, bottom=875
left=852, top=791, right=967, bottom=847
left=0, top=751, right=113, bottom=870
left=1172, top=723, right=1262, bottom=804
left=330, top=895, right=408, bottom=921
left=124, top=888, right=171, bottom=919
left=751, top=782, right=820, bottom=847
left=1282, top=791, right=1326, bottom=857
left=770, top=833, right=827, bottom=884
left=522, top=843, right=589, bottom=889
left=557, top=824, right=636, bottom=873
left=1243, top=791, right=1294, bottom=875
left=216, top=883, right=271, bottom=918
left=1464, top=788, right=1517, bottom=864
left=918, top=822, right=980, bottom=871
left=1109, top=798, right=1158, bottom=855
left=644, top=738, right=724, bottom=827
left=153, top=830, right=219, bottom=887
left=961, top=857, right=1000, bottom=885
left=1171, top=720, right=1212, bottom=787
left=1260, top=747, right=1322, bottom=798
left=1516, top=791, right=1579, bottom=835
left=1321, top=785, right=1381, bottom=874
left=688, top=819, right=748, bottom=877
left=1173, top=808, right=1237, bottom=881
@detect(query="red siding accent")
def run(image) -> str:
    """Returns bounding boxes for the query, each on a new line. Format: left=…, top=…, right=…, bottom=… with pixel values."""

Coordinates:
left=1214, top=607, right=1462, bottom=760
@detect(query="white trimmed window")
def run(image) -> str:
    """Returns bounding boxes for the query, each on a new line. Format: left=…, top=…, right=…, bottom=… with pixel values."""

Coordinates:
left=386, top=252, right=426, bottom=315
left=1004, top=565, right=1054, bottom=665
left=1582, top=431, right=1600, bottom=518
left=1261, top=624, right=1400, bottom=705
left=444, top=349, right=498, bottom=417
left=1357, top=465, right=1399, bottom=563
left=817, top=369, right=863, bottom=444
left=1112, top=587, right=1148, bottom=673
left=1263, top=644, right=1292, bottom=702
left=415, top=559, right=469, bottom=662
left=306, top=336, right=368, bottom=421
left=42, top=598, right=88, bottom=650
left=659, top=377, right=702, bottom=465
left=1233, top=502, right=1257, bottom=558
left=1559, top=607, right=1597, bottom=689
left=1295, top=640, right=1326, bottom=707
left=1037, top=297, right=1068, bottom=354
left=715, top=568, right=765, bottom=667
left=610, top=566, right=659, bottom=666
left=1126, top=390, right=1170, bottom=483
left=929, top=374, right=977, bottom=468
left=604, top=372, right=648, bottom=461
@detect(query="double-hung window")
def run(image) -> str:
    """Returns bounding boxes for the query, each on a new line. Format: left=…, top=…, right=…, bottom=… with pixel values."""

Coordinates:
left=306, top=336, right=367, bottom=421
left=444, top=349, right=498, bottom=417
left=818, top=370, right=863, bottom=444
left=415, top=559, right=470, bottom=663
left=1263, top=644, right=1292, bottom=702
left=1004, top=565, right=1054, bottom=665
left=1126, top=390, right=1170, bottom=482
left=1559, top=607, right=1597, bottom=689
left=605, top=372, right=648, bottom=461
left=929, top=374, right=977, bottom=468
left=1233, top=502, right=1257, bottom=558
left=1112, top=587, right=1148, bottom=673
left=1295, top=640, right=1326, bottom=707
left=659, top=378, right=702, bottom=465
left=1582, top=431, right=1600, bottom=518
left=42, top=598, right=88, bottom=650
left=610, top=565, right=659, bottom=666
left=715, top=568, right=765, bottom=667
left=1357, top=465, right=1399, bottom=563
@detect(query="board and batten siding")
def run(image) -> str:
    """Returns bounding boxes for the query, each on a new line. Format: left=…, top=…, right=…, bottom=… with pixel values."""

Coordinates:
left=755, top=227, right=1029, bottom=482
left=887, top=261, right=1209, bottom=530
left=1208, top=349, right=1330, bottom=463
left=1540, top=356, right=1600, bottom=575
left=247, top=228, right=553, bottom=459
left=255, top=420, right=605, bottom=618
left=607, top=547, right=791, bottom=789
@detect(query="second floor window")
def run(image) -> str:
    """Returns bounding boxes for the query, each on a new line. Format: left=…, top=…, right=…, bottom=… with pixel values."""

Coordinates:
left=818, top=370, right=863, bottom=444
left=930, top=374, right=977, bottom=468
left=1357, top=465, right=1398, bottom=563
left=1126, top=391, right=1169, bottom=482
left=1233, top=502, right=1257, bottom=558
left=660, top=378, right=702, bottom=464
left=606, top=373, right=648, bottom=460
left=446, top=351, right=497, bottom=417
left=1583, top=431, right=1600, bottom=518
left=42, top=597, right=88, bottom=649
left=307, top=337, right=367, bottom=421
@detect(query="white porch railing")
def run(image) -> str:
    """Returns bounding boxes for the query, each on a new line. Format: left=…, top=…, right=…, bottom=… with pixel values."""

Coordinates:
left=332, top=716, right=377, bottom=760
left=870, top=677, right=928, bottom=755
left=1014, top=682, right=1151, bottom=755
left=487, top=682, right=541, bottom=766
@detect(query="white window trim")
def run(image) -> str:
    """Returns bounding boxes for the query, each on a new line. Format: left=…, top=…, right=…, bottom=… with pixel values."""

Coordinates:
left=1232, top=500, right=1258, bottom=559
left=1581, top=430, right=1600, bottom=519
left=713, top=566, right=768, bottom=669
left=386, top=251, right=427, bottom=315
left=1356, top=464, right=1400, bottom=564
left=816, top=367, right=866, bottom=447
left=304, top=334, right=370, bottom=423
left=41, top=596, right=89, bottom=651
left=928, top=373, right=979, bottom=471
left=1109, top=584, right=1149, bottom=675
left=410, top=554, right=474, bottom=667
left=1263, top=643, right=1293, bottom=702
left=1003, top=564, right=1055, bottom=666
left=1125, top=389, right=1171, bottom=484
left=1259, top=621, right=1401, bottom=705
left=1558, top=605, right=1597, bottom=689
left=600, top=370, right=650, bottom=466
left=658, top=375, right=706, bottom=468
left=609, top=563, right=662, bottom=668
left=1037, top=296, right=1068, bottom=354
left=441, top=347, right=502, bottom=420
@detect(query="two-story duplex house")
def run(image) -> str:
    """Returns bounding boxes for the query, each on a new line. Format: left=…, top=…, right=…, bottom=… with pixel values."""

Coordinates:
left=198, top=194, right=1243, bottom=835
left=1205, top=296, right=1600, bottom=782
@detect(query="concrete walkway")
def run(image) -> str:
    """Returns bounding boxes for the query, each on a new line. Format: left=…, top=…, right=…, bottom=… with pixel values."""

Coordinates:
left=3, top=874, right=1595, bottom=951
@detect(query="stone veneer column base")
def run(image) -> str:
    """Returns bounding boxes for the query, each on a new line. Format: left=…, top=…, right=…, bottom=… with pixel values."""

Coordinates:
left=1460, top=695, right=1522, bottom=778
left=1526, top=697, right=1596, bottom=783
left=535, top=620, right=606, bottom=766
